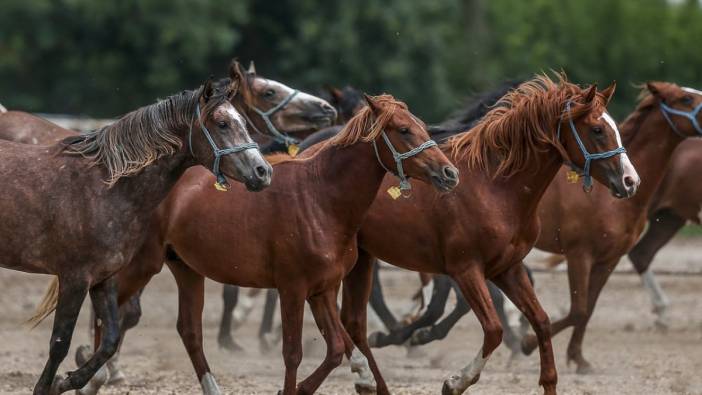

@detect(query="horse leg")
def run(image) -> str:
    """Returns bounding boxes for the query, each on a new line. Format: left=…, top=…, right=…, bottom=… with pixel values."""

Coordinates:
left=278, top=289, right=305, bottom=395
left=341, top=249, right=389, bottom=395
left=566, top=260, right=616, bottom=374
left=523, top=251, right=592, bottom=358
left=296, top=289, right=347, bottom=394
left=217, top=284, right=244, bottom=352
left=442, top=268, right=502, bottom=395
left=168, top=259, right=220, bottom=394
left=628, top=209, right=684, bottom=328
left=493, top=263, right=557, bottom=395
left=368, top=260, right=399, bottom=331
left=33, top=279, right=89, bottom=395
left=233, top=288, right=260, bottom=328
left=105, top=290, right=143, bottom=386
left=368, top=274, right=452, bottom=348
left=59, top=277, right=120, bottom=395
left=410, top=281, right=469, bottom=346
left=259, top=288, right=280, bottom=354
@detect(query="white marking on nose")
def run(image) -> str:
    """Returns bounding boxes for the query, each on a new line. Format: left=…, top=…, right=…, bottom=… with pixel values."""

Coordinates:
left=682, top=87, right=702, bottom=96
left=600, top=111, right=639, bottom=190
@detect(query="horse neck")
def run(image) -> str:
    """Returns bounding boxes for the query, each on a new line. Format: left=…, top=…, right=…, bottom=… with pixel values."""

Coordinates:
left=112, top=145, right=194, bottom=215
left=457, top=140, right=563, bottom=221
left=621, top=109, right=684, bottom=209
left=310, top=141, right=389, bottom=225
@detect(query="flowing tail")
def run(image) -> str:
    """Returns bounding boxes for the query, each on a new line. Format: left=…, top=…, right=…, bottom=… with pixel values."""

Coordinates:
left=27, top=277, right=59, bottom=328
left=0, top=102, right=7, bottom=113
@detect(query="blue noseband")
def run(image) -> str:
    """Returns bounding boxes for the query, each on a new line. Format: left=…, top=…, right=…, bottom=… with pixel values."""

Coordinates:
left=557, top=101, right=626, bottom=191
left=371, top=130, right=438, bottom=193
left=659, top=101, right=702, bottom=137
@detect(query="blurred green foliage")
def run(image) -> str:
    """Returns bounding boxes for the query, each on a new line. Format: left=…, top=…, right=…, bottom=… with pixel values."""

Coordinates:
left=1, top=0, right=701, bottom=121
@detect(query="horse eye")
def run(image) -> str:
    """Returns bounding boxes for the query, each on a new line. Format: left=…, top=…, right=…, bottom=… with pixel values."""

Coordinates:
left=682, top=95, right=694, bottom=105
left=399, top=127, right=410, bottom=135
left=218, top=121, right=227, bottom=129
left=263, top=89, right=275, bottom=98
left=592, top=126, right=603, bottom=135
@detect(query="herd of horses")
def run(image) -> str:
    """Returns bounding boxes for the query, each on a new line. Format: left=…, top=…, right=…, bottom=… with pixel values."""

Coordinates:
left=0, top=59, right=700, bottom=395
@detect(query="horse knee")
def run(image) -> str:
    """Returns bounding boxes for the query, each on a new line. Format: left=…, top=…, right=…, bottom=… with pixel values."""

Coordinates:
left=120, top=302, right=141, bottom=330
left=283, top=347, right=302, bottom=370
left=532, top=312, right=552, bottom=338
left=176, top=321, right=201, bottom=349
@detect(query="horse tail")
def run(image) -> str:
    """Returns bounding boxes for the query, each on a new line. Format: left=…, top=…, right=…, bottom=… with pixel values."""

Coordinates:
left=540, top=253, right=566, bottom=269
left=0, top=102, right=7, bottom=113
left=27, top=277, right=59, bottom=328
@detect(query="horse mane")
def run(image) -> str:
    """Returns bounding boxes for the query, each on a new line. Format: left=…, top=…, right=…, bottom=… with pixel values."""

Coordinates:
left=429, top=79, right=524, bottom=138
left=617, top=84, right=665, bottom=145
left=328, top=94, right=407, bottom=147
left=445, top=73, right=605, bottom=178
left=62, top=85, right=230, bottom=186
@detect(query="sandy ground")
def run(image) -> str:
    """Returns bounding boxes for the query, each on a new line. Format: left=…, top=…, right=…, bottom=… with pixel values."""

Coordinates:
left=0, top=239, right=701, bottom=395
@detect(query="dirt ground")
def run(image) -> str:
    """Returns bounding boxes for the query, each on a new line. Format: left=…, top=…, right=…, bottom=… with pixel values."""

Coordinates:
left=0, top=240, right=701, bottom=395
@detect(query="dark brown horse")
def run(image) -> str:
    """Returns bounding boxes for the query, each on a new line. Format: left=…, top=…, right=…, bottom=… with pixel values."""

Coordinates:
left=5, top=62, right=336, bottom=389
left=0, top=65, right=271, bottom=395
left=523, top=82, right=702, bottom=374
left=627, top=137, right=702, bottom=327
left=338, top=75, right=637, bottom=395
left=80, top=94, right=457, bottom=394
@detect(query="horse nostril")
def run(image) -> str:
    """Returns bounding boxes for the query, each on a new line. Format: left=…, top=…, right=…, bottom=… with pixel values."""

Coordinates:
left=443, top=166, right=459, bottom=181
left=624, top=176, right=635, bottom=187
left=255, top=165, right=268, bottom=179
left=321, top=103, right=336, bottom=115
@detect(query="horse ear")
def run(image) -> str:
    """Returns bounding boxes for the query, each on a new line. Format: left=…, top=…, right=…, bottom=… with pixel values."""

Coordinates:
left=228, top=60, right=241, bottom=93
left=646, top=82, right=665, bottom=98
left=601, top=82, right=616, bottom=104
left=247, top=61, right=256, bottom=75
left=583, top=84, right=597, bottom=103
left=363, top=93, right=381, bottom=115
left=202, top=77, right=214, bottom=103
left=329, top=87, right=343, bottom=103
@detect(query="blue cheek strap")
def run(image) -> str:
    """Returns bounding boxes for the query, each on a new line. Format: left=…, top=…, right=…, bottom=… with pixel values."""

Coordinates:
left=557, top=101, right=626, bottom=191
left=371, top=130, right=437, bottom=194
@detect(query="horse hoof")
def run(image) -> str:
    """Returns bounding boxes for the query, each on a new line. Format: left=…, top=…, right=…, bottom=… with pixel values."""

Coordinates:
left=75, top=344, right=92, bottom=366
left=521, top=334, right=538, bottom=355
left=49, top=375, right=65, bottom=395
left=367, top=331, right=383, bottom=348
left=354, top=382, right=377, bottom=395
left=440, top=379, right=462, bottom=395
left=409, top=328, right=431, bottom=346
left=575, top=362, right=594, bottom=375
left=106, top=369, right=126, bottom=386
left=218, top=336, right=245, bottom=353
left=654, top=318, right=669, bottom=332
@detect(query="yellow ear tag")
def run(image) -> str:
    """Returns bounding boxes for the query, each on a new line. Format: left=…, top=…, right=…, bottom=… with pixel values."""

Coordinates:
left=566, top=170, right=580, bottom=184
left=287, top=144, right=300, bottom=157
left=214, top=182, right=230, bottom=192
left=387, top=186, right=402, bottom=200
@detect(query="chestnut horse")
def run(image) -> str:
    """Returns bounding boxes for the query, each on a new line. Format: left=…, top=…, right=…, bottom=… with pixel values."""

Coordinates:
left=236, top=80, right=525, bottom=351
left=7, top=61, right=336, bottom=388
left=0, top=66, right=270, bottom=395
left=627, top=137, right=702, bottom=327
left=338, top=75, right=638, bottom=395
left=523, top=82, right=702, bottom=374
left=80, top=94, right=458, bottom=394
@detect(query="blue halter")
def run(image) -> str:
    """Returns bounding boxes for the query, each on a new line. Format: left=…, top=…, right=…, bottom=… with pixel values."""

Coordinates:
left=557, top=101, right=627, bottom=191
left=371, top=130, right=438, bottom=193
left=659, top=101, right=702, bottom=137
left=189, top=104, right=259, bottom=187
left=242, top=89, right=300, bottom=146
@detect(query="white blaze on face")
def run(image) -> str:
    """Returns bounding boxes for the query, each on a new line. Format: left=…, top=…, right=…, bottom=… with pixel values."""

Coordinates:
left=600, top=111, right=639, bottom=188
left=682, top=87, right=702, bottom=96
left=260, top=78, right=332, bottom=117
